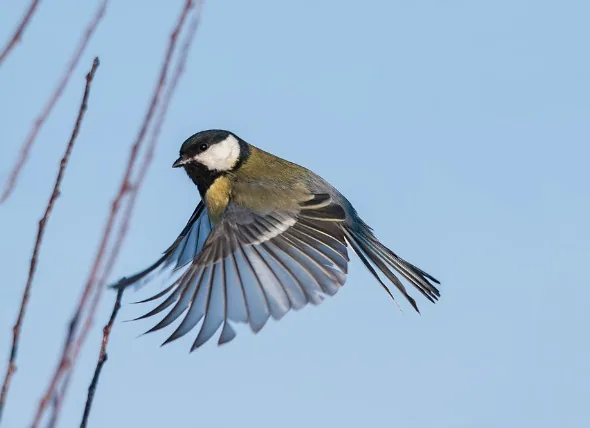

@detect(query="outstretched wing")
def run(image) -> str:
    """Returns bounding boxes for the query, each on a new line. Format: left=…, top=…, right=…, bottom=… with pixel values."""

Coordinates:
left=136, top=193, right=350, bottom=351
left=111, top=202, right=212, bottom=292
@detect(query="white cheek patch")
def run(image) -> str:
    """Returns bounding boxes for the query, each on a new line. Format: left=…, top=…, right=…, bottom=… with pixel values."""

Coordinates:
left=194, top=134, right=240, bottom=171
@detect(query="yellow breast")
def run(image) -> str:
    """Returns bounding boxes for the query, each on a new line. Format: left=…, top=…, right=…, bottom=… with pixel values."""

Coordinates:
left=205, top=175, right=232, bottom=223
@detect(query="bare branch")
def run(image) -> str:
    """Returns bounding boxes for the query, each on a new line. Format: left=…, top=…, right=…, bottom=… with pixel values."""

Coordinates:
left=0, top=0, right=107, bottom=205
left=0, top=57, right=100, bottom=424
left=29, top=2, right=201, bottom=426
left=99, top=0, right=205, bottom=305
left=0, top=0, right=42, bottom=67
left=45, top=372, right=71, bottom=428
left=79, top=289, right=123, bottom=428
left=73, top=8, right=204, bottom=424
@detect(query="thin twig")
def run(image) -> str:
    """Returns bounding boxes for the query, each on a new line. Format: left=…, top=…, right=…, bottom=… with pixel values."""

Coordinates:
left=49, top=268, right=111, bottom=426
left=98, top=0, right=205, bottom=305
left=79, top=288, right=123, bottom=428
left=0, top=0, right=42, bottom=67
left=0, top=0, right=107, bottom=205
left=0, top=57, right=100, bottom=425
left=30, top=2, right=198, bottom=426
left=45, top=372, right=70, bottom=428
left=45, top=382, right=65, bottom=428
left=74, top=10, right=204, bottom=423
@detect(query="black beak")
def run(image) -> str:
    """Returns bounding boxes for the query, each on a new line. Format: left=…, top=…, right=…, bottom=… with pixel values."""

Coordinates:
left=172, top=157, right=184, bottom=168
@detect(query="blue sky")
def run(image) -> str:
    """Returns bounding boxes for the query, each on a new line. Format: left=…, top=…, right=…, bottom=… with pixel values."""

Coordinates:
left=1, top=1, right=589, bottom=427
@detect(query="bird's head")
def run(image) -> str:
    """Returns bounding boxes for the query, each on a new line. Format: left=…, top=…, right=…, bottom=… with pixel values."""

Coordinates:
left=173, top=130, right=250, bottom=195
left=173, top=129, right=248, bottom=172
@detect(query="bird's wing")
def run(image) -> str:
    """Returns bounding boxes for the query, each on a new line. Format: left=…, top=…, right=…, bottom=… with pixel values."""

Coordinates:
left=111, top=201, right=212, bottom=292
left=136, top=193, right=350, bottom=351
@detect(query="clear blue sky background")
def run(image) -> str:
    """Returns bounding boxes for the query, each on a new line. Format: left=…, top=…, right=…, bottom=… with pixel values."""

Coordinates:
left=1, top=1, right=589, bottom=427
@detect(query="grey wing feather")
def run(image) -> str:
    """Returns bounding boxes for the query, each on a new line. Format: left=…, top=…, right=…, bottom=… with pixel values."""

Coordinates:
left=135, top=194, right=349, bottom=351
left=123, top=189, right=440, bottom=352
left=110, top=202, right=211, bottom=291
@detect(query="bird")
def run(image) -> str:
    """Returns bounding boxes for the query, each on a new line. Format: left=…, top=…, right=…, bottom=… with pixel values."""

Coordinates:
left=112, top=129, right=440, bottom=351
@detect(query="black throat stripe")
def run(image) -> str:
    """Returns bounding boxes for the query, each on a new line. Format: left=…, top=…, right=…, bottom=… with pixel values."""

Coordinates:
left=184, top=163, right=224, bottom=198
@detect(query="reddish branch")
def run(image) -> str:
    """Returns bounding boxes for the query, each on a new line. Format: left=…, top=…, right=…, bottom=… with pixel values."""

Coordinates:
left=0, top=57, right=100, bottom=424
left=0, top=0, right=107, bottom=205
left=98, top=0, right=205, bottom=303
left=79, top=289, right=123, bottom=428
left=0, top=0, right=42, bottom=67
left=30, top=2, right=199, bottom=426
left=75, top=8, right=204, bottom=425
left=46, top=372, right=71, bottom=428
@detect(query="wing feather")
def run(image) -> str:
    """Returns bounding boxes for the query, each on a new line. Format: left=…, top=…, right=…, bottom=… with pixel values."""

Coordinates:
left=134, top=194, right=348, bottom=349
left=235, top=244, right=271, bottom=333
left=146, top=268, right=201, bottom=334
left=110, top=202, right=208, bottom=292
left=125, top=191, right=439, bottom=351
left=162, top=267, right=208, bottom=344
left=192, top=262, right=225, bottom=350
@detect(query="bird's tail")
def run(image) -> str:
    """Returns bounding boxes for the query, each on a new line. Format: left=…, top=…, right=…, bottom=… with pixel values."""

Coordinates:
left=341, top=220, right=440, bottom=312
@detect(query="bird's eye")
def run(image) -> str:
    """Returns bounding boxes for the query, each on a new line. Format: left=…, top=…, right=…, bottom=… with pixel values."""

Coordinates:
left=199, top=143, right=208, bottom=152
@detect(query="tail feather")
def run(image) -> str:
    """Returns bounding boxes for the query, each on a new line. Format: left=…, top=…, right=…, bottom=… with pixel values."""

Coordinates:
left=343, top=224, right=440, bottom=312
left=402, top=259, right=440, bottom=285
left=359, top=234, right=440, bottom=302
left=342, top=227, right=420, bottom=312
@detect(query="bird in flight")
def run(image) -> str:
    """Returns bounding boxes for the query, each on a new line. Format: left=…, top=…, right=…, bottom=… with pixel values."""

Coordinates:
left=113, top=130, right=440, bottom=351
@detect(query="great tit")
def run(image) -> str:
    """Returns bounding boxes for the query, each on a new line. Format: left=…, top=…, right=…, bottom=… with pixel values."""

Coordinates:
left=114, top=129, right=440, bottom=351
